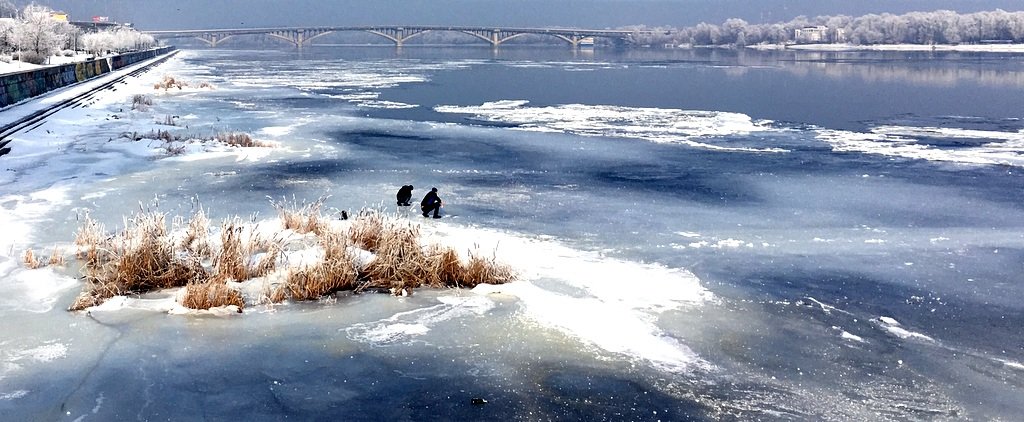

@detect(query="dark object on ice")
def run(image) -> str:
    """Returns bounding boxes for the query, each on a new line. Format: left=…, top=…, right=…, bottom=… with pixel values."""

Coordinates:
left=396, top=185, right=414, bottom=206
left=0, top=146, right=10, bottom=157
left=339, top=210, right=348, bottom=220
left=420, top=187, right=442, bottom=218
left=471, top=398, right=488, bottom=405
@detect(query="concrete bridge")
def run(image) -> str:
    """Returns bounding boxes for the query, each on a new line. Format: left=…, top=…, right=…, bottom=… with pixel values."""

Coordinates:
left=143, top=26, right=651, bottom=48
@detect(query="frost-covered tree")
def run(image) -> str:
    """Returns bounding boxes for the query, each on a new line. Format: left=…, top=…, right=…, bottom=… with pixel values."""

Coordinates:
left=0, top=18, right=13, bottom=53
left=11, top=4, right=71, bottom=63
left=625, top=9, right=1024, bottom=48
left=80, top=28, right=156, bottom=55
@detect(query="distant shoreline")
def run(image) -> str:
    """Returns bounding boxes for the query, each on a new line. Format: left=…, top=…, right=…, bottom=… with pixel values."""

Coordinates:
left=748, top=43, right=1024, bottom=53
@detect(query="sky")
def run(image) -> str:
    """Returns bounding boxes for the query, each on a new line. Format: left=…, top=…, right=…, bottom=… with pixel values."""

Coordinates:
left=29, top=0, right=1024, bottom=30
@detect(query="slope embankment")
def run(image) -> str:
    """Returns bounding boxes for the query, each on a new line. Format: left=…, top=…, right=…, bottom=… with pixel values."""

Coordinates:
left=0, top=47, right=178, bottom=157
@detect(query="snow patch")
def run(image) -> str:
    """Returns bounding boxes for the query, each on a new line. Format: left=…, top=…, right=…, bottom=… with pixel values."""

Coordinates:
left=435, top=100, right=787, bottom=153
left=876, top=316, right=935, bottom=342
left=424, top=224, right=714, bottom=372
left=816, top=126, right=1024, bottom=168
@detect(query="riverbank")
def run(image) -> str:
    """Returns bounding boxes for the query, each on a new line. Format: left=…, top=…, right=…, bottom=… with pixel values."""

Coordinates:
left=757, top=42, right=1024, bottom=53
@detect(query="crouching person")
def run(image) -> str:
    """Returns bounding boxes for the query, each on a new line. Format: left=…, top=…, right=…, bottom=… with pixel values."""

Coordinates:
left=420, top=187, right=442, bottom=218
left=397, top=185, right=414, bottom=206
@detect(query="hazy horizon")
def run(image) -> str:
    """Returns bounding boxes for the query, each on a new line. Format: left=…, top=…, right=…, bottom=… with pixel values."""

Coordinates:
left=27, top=0, right=1024, bottom=30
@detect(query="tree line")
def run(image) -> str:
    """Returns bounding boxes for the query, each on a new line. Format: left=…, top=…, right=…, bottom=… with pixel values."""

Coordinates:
left=622, top=9, right=1024, bottom=47
left=1, top=2, right=155, bottom=65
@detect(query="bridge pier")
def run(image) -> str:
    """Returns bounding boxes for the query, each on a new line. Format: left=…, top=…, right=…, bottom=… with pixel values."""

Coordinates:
left=267, top=29, right=334, bottom=48
left=196, top=33, right=234, bottom=47
left=460, top=29, right=524, bottom=48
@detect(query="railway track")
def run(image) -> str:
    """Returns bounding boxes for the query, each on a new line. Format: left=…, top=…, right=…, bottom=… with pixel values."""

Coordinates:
left=0, top=50, right=179, bottom=158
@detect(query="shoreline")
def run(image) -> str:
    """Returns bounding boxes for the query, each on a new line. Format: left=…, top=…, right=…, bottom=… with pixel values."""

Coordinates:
left=750, top=42, right=1024, bottom=53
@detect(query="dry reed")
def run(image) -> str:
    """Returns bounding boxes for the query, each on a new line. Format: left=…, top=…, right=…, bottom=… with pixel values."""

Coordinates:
left=74, top=213, right=106, bottom=264
left=65, top=200, right=516, bottom=312
left=181, top=279, right=244, bottom=311
left=270, top=195, right=327, bottom=235
left=69, top=211, right=209, bottom=311
left=214, top=132, right=268, bottom=148
left=154, top=75, right=187, bottom=91
left=214, top=220, right=247, bottom=281
left=48, top=247, right=65, bottom=266
left=22, top=249, right=41, bottom=269
left=181, top=207, right=212, bottom=258
left=361, top=221, right=430, bottom=294
left=284, top=227, right=358, bottom=300
left=131, top=94, right=152, bottom=110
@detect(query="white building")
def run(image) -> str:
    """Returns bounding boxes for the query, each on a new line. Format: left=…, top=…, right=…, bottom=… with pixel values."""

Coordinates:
left=795, top=26, right=845, bottom=44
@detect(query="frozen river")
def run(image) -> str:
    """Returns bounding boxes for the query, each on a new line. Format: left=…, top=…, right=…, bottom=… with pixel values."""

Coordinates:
left=2, top=46, right=1023, bottom=420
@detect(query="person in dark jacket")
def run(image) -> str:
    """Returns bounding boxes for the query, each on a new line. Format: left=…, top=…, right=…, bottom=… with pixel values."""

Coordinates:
left=396, top=185, right=414, bottom=206
left=420, top=187, right=442, bottom=218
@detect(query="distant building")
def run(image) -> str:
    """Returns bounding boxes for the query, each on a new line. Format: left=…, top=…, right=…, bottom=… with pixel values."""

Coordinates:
left=51, top=12, right=69, bottom=22
left=794, top=26, right=845, bottom=44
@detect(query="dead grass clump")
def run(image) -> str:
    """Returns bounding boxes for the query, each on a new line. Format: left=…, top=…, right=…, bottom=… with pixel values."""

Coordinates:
left=181, top=279, right=244, bottom=311
left=155, top=75, right=187, bottom=91
left=361, top=221, right=430, bottom=294
left=423, top=245, right=463, bottom=288
left=122, top=130, right=180, bottom=143
left=64, top=199, right=516, bottom=312
left=68, top=211, right=209, bottom=311
left=214, top=132, right=269, bottom=148
left=132, top=94, right=152, bottom=110
left=270, top=195, right=327, bottom=235
left=284, top=228, right=358, bottom=301
left=249, top=243, right=281, bottom=278
left=162, top=142, right=187, bottom=156
left=268, top=286, right=288, bottom=304
left=48, top=247, right=65, bottom=266
left=458, top=251, right=517, bottom=288
left=74, top=213, right=107, bottom=265
left=347, top=210, right=386, bottom=252
left=22, top=249, right=41, bottom=269
left=159, top=115, right=177, bottom=126
left=181, top=207, right=212, bottom=258
left=21, top=247, right=68, bottom=269
left=214, top=220, right=247, bottom=281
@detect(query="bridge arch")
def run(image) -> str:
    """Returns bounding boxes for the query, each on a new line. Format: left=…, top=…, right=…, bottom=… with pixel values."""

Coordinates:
left=362, top=27, right=432, bottom=47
